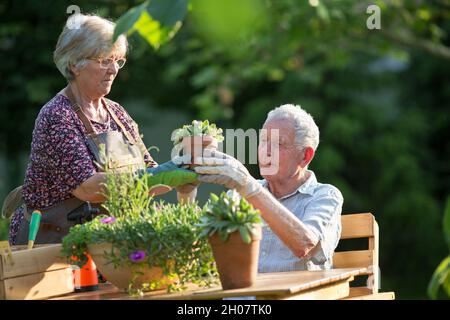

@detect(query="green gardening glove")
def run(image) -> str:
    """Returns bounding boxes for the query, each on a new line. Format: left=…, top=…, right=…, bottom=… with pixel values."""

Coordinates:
left=138, top=160, right=198, bottom=189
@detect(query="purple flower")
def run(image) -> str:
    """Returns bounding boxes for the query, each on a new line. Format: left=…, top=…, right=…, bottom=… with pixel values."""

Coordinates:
left=129, top=250, right=146, bottom=263
left=100, top=216, right=116, bottom=224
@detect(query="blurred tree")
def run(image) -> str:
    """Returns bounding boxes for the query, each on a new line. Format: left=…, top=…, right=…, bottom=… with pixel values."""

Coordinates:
left=0, top=0, right=449, bottom=298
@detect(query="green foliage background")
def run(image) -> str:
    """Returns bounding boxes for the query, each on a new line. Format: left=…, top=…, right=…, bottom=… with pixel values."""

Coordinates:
left=1, top=0, right=449, bottom=299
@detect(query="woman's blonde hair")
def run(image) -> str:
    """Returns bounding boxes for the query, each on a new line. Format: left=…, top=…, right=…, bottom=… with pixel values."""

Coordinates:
left=53, top=14, right=128, bottom=81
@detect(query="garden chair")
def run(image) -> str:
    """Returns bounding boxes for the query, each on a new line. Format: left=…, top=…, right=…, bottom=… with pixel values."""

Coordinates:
left=333, top=212, right=395, bottom=300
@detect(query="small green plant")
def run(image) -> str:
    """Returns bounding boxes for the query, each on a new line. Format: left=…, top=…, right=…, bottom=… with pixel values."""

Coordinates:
left=171, top=120, right=224, bottom=146
left=197, top=191, right=263, bottom=244
left=428, top=195, right=450, bottom=299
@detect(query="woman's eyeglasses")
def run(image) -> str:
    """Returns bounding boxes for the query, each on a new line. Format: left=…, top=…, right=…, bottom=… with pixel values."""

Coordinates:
left=88, top=57, right=126, bottom=69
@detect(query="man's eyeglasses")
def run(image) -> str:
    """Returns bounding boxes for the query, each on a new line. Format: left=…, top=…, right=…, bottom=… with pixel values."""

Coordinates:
left=88, top=57, right=126, bottom=69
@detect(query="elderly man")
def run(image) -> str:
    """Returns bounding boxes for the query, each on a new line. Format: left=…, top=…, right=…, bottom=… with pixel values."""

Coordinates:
left=195, top=104, right=343, bottom=272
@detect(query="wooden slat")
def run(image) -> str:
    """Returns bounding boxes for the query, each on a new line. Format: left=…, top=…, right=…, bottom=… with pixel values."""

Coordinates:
left=50, top=283, right=122, bottom=300
left=10, top=244, right=53, bottom=251
left=261, top=278, right=351, bottom=300
left=2, top=268, right=74, bottom=300
left=333, top=250, right=374, bottom=271
left=343, top=291, right=395, bottom=300
left=368, top=220, right=379, bottom=293
left=0, top=244, right=69, bottom=280
left=341, top=213, right=374, bottom=239
left=0, top=278, right=4, bottom=299
left=345, top=286, right=372, bottom=297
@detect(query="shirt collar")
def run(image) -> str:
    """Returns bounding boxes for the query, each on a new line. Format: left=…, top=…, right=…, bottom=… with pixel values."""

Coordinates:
left=261, top=170, right=317, bottom=199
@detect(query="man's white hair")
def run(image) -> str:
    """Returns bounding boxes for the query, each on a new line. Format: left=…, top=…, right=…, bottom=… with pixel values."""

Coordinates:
left=264, top=104, right=320, bottom=151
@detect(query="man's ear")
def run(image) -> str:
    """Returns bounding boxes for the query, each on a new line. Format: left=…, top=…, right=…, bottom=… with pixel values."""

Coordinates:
left=300, top=146, right=315, bottom=168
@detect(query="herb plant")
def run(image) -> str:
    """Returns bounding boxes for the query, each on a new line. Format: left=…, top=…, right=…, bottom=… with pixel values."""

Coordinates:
left=61, top=162, right=217, bottom=294
left=197, top=191, right=263, bottom=244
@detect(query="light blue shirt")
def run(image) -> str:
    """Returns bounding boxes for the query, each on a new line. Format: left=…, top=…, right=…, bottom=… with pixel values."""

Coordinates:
left=255, top=170, right=343, bottom=272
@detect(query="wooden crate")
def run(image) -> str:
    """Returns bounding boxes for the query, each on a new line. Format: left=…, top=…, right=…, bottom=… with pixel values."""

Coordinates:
left=0, top=244, right=75, bottom=300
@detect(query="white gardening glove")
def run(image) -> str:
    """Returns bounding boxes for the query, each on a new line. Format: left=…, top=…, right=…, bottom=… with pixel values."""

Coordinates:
left=193, top=150, right=262, bottom=198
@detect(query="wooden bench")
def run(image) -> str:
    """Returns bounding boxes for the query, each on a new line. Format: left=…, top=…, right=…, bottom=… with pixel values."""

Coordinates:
left=333, top=213, right=395, bottom=300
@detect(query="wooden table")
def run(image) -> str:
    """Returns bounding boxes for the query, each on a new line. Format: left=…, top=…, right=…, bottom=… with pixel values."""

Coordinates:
left=49, top=268, right=366, bottom=300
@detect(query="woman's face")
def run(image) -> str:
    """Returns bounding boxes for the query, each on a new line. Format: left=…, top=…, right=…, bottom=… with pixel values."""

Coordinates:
left=74, top=55, right=123, bottom=98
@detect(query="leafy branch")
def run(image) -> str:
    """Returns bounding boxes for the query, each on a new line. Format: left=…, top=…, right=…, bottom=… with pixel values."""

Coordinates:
left=113, top=0, right=189, bottom=49
left=428, top=195, right=450, bottom=299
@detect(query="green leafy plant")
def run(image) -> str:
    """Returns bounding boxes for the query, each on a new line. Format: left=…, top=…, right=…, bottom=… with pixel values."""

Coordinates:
left=61, top=161, right=217, bottom=295
left=197, top=191, right=262, bottom=244
left=170, top=120, right=224, bottom=146
left=428, top=195, right=450, bottom=299
left=113, top=0, right=189, bottom=49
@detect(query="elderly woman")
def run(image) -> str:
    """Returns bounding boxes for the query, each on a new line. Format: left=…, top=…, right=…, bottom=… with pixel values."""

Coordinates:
left=6, top=14, right=196, bottom=245
left=195, top=104, right=343, bottom=272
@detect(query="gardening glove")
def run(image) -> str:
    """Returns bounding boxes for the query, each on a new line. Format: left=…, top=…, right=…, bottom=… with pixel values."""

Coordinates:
left=193, top=150, right=262, bottom=198
left=136, top=156, right=198, bottom=192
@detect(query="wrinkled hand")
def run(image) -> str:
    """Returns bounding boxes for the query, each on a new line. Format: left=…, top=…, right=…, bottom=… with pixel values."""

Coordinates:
left=193, top=150, right=262, bottom=198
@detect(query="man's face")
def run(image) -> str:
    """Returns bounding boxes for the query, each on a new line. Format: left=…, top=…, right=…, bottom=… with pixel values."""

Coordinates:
left=258, top=119, right=304, bottom=181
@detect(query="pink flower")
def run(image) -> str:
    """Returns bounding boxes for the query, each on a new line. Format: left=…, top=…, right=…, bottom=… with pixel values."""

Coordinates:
left=100, top=216, right=116, bottom=224
left=129, top=250, right=146, bottom=263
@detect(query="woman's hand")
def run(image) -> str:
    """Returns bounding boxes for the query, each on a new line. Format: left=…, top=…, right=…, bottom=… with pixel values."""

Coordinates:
left=148, top=185, right=172, bottom=197
left=71, top=172, right=108, bottom=203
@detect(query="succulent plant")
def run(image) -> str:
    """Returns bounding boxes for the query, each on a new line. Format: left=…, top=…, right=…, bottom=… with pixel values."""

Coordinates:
left=197, top=191, right=263, bottom=244
left=171, top=120, right=224, bottom=146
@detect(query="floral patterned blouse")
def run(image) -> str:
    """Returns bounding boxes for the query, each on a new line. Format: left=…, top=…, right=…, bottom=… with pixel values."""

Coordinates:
left=9, top=93, right=156, bottom=244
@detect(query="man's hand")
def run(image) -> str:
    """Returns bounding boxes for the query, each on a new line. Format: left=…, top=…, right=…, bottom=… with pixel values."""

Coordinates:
left=193, top=150, right=262, bottom=198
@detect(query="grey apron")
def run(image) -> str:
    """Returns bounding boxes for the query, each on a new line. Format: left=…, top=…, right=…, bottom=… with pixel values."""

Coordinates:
left=13, top=87, right=150, bottom=245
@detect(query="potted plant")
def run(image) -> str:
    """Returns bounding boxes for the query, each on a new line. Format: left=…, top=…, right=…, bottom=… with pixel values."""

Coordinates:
left=197, top=191, right=263, bottom=290
left=171, top=120, right=224, bottom=168
left=61, top=168, right=218, bottom=295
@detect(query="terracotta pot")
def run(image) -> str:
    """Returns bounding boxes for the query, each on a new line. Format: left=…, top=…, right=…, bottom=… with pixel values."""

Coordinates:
left=181, top=135, right=218, bottom=169
left=208, top=225, right=262, bottom=290
left=87, top=243, right=175, bottom=292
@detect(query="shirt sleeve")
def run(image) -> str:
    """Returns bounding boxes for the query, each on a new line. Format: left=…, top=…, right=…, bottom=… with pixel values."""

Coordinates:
left=44, top=107, right=96, bottom=194
left=302, top=186, right=343, bottom=263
